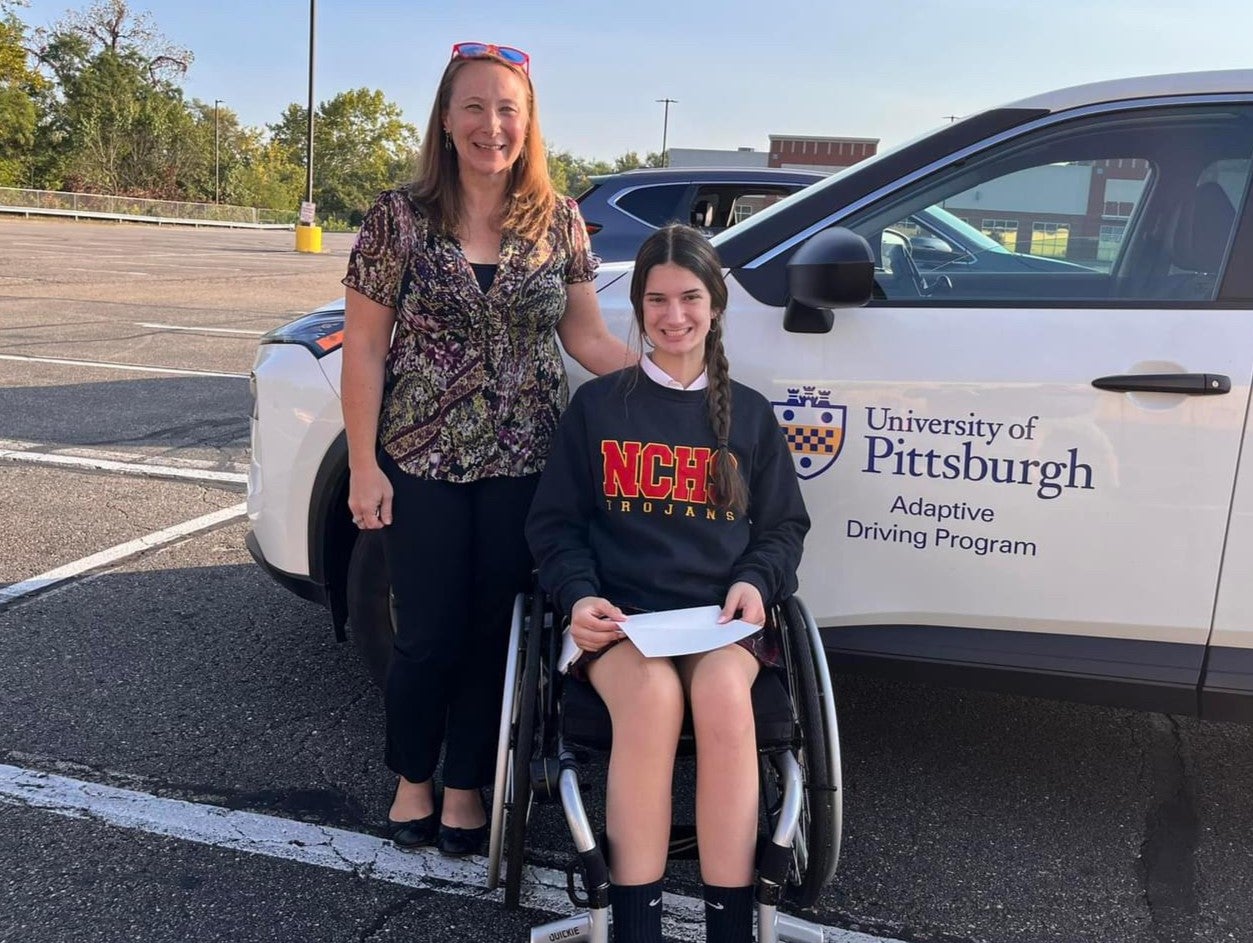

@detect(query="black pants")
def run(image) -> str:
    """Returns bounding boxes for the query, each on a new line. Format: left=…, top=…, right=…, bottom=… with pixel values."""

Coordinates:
left=380, top=453, right=539, bottom=789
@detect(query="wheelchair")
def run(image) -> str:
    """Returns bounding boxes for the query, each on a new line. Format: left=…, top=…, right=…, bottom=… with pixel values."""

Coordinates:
left=485, top=590, right=842, bottom=943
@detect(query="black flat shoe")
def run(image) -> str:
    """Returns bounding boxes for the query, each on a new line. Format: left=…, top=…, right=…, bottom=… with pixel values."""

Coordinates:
left=387, top=811, right=438, bottom=849
left=437, top=821, right=489, bottom=857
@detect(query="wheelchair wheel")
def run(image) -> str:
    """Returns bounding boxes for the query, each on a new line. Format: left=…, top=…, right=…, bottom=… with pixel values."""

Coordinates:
left=488, top=594, right=526, bottom=892
left=781, top=596, right=842, bottom=908
left=503, top=589, right=546, bottom=908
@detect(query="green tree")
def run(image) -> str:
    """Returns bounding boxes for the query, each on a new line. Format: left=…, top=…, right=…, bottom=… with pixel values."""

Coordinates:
left=270, top=87, right=419, bottom=224
left=547, top=148, right=612, bottom=198
left=0, top=8, right=46, bottom=187
left=231, top=131, right=304, bottom=214
left=546, top=148, right=665, bottom=197
left=30, top=0, right=194, bottom=194
left=37, top=0, right=191, bottom=81
left=614, top=150, right=665, bottom=172
left=53, top=47, right=193, bottom=195
left=175, top=98, right=250, bottom=204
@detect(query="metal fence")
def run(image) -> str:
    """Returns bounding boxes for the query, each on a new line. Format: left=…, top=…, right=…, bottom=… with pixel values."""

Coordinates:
left=0, top=187, right=299, bottom=228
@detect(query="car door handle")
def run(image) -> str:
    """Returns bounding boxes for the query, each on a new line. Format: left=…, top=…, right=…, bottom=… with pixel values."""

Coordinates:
left=1092, top=373, right=1230, bottom=395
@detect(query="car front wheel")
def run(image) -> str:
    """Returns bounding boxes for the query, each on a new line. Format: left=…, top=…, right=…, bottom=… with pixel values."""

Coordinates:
left=346, top=530, right=394, bottom=687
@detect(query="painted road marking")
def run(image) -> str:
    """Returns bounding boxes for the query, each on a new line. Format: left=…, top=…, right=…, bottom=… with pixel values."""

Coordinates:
left=0, top=764, right=893, bottom=943
left=0, top=503, right=247, bottom=607
left=0, top=446, right=246, bottom=486
left=0, top=438, right=247, bottom=476
left=0, top=353, right=247, bottom=379
left=136, top=322, right=266, bottom=336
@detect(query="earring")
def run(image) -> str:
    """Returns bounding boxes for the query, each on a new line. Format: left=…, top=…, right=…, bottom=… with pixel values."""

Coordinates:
left=443, top=130, right=452, bottom=150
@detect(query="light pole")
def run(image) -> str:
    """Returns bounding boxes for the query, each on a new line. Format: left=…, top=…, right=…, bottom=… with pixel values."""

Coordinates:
left=305, top=0, right=316, bottom=212
left=294, top=0, right=320, bottom=252
left=213, top=99, right=223, bottom=204
left=656, top=98, right=677, bottom=167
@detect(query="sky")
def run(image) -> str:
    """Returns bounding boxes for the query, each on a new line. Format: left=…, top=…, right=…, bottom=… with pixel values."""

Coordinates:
left=13, top=0, right=1253, bottom=162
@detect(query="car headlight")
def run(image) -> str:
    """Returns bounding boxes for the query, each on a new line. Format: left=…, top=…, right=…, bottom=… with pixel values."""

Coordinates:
left=260, top=309, right=345, bottom=358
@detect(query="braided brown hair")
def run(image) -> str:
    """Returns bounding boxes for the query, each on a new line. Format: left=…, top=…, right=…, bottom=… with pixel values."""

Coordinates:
left=628, top=224, right=748, bottom=514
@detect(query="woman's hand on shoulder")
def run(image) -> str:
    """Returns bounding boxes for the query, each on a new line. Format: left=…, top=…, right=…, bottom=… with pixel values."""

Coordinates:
left=720, top=581, right=765, bottom=627
left=570, top=596, right=627, bottom=652
left=348, top=463, right=394, bottom=530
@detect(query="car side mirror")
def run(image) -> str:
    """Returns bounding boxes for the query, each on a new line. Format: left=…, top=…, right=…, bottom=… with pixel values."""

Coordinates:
left=784, top=228, right=875, bottom=333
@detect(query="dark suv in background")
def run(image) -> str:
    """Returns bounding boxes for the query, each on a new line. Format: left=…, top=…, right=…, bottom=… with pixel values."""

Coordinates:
left=576, top=167, right=826, bottom=261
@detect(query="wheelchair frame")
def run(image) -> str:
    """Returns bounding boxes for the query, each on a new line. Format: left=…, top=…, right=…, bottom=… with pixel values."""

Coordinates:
left=487, top=592, right=841, bottom=943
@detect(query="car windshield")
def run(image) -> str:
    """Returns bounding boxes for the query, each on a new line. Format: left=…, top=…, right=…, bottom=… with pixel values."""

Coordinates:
left=920, top=205, right=1008, bottom=254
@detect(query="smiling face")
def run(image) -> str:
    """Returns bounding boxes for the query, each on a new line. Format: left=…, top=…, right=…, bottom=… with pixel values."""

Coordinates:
left=640, top=261, right=718, bottom=380
left=443, top=59, right=529, bottom=180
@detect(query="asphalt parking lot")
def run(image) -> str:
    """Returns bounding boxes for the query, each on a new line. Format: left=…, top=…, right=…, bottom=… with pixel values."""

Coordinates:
left=2, top=216, right=1252, bottom=943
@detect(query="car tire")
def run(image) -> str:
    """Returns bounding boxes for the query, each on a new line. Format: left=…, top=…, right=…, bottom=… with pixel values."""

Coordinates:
left=346, top=530, right=394, bottom=688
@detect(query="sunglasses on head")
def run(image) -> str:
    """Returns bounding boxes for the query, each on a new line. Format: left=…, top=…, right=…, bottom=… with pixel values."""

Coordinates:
left=450, top=42, right=530, bottom=75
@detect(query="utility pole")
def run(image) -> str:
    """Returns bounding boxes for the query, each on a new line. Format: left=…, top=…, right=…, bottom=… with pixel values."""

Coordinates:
left=214, top=99, right=223, bottom=203
left=656, top=98, right=677, bottom=167
left=305, top=0, right=316, bottom=209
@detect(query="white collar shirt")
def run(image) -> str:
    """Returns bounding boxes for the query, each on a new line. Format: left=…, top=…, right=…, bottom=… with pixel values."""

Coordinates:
left=640, top=354, right=709, bottom=391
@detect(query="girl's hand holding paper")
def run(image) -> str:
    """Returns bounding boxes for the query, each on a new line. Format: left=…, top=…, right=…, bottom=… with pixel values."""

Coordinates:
left=720, top=581, right=765, bottom=627
left=570, top=596, right=627, bottom=653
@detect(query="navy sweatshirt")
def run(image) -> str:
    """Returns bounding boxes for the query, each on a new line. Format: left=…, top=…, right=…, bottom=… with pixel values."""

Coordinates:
left=525, top=369, right=810, bottom=617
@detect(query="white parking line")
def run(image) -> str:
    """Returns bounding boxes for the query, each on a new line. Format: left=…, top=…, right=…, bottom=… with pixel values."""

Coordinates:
left=0, top=503, right=246, bottom=607
left=0, top=438, right=247, bottom=476
left=0, top=764, right=888, bottom=943
left=136, top=322, right=266, bottom=336
left=0, top=447, right=247, bottom=485
left=0, top=353, right=247, bottom=379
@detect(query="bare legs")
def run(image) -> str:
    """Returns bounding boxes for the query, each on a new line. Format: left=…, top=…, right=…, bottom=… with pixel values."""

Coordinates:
left=588, top=642, right=685, bottom=883
left=587, top=642, right=760, bottom=885
left=680, top=645, right=760, bottom=886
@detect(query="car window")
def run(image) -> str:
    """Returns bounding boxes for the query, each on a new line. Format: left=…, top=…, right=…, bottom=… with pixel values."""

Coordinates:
left=613, top=184, right=690, bottom=227
left=693, top=184, right=809, bottom=232
left=843, top=104, right=1253, bottom=305
left=725, top=188, right=803, bottom=227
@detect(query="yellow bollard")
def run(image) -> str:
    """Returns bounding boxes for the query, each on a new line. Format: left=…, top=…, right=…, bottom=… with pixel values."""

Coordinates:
left=295, top=224, right=323, bottom=254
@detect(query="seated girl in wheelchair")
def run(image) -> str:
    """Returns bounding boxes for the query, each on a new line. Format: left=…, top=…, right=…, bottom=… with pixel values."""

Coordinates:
left=526, top=224, right=810, bottom=943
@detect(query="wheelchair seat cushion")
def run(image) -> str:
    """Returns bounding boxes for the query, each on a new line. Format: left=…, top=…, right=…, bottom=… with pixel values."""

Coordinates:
left=561, top=668, right=795, bottom=752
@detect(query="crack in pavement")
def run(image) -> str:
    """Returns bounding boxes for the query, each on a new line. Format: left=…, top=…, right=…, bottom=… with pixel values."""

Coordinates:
left=357, top=887, right=425, bottom=943
left=1136, top=715, right=1200, bottom=942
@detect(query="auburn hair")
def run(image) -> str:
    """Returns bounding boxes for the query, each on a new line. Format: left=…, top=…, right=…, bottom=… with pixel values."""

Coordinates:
left=409, top=53, right=556, bottom=244
left=628, top=224, right=748, bottom=514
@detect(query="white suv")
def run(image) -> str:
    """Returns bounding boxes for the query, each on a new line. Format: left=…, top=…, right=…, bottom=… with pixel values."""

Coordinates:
left=248, top=70, right=1253, bottom=720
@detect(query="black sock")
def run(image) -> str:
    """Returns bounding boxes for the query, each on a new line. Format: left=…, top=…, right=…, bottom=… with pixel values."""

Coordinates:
left=703, top=883, right=754, bottom=943
left=609, top=880, right=664, bottom=943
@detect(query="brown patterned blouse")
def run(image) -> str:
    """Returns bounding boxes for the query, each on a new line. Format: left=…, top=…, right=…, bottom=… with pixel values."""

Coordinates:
left=342, top=189, right=598, bottom=482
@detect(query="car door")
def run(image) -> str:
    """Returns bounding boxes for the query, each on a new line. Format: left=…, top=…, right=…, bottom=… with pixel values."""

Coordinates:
left=724, top=100, right=1253, bottom=705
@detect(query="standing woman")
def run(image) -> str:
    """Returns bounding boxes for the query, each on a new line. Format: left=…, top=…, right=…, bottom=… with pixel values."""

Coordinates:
left=340, top=41, right=633, bottom=856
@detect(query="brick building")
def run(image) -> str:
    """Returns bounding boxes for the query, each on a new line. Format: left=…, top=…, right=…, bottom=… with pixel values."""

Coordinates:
left=768, top=135, right=879, bottom=172
left=668, top=134, right=879, bottom=172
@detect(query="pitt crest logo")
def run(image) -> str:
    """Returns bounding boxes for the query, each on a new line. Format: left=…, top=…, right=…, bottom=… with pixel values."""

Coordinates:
left=773, top=386, right=845, bottom=480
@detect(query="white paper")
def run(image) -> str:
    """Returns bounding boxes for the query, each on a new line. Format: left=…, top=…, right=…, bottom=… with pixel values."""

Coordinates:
left=622, top=606, right=759, bottom=657
left=557, top=605, right=761, bottom=673
left=557, top=629, right=583, bottom=674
